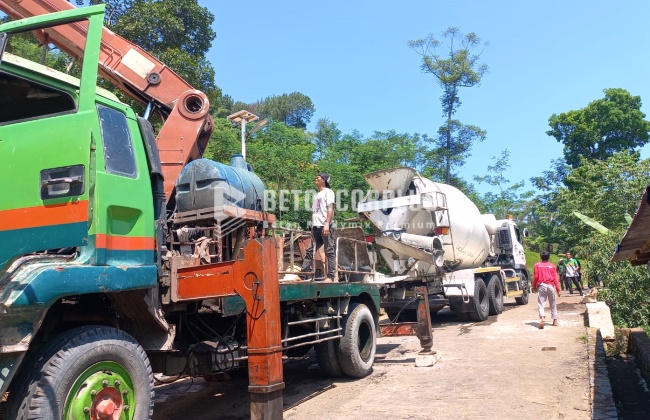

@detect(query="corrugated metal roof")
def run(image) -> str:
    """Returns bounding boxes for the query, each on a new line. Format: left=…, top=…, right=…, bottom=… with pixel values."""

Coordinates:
left=612, top=185, right=650, bottom=264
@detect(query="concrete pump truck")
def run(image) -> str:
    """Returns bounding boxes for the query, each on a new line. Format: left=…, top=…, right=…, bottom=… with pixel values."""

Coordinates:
left=0, top=2, right=384, bottom=418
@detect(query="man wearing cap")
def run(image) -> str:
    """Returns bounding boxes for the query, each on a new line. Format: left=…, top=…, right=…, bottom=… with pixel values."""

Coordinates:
left=301, top=172, right=337, bottom=282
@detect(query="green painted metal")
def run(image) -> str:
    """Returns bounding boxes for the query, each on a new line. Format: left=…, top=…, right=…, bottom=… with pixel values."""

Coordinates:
left=280, top=282, right=381, bottom=313
left=0, top=4, right=105, bottom=35
left=0, top=5, right=155, bottom=269
left=65, top=360, right=134, bottom=420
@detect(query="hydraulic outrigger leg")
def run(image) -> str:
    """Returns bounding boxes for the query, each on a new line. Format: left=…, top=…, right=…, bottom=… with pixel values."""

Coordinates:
left=175, top=238, right=284, bottom=419
left=414, top=285, right=433, bottom=350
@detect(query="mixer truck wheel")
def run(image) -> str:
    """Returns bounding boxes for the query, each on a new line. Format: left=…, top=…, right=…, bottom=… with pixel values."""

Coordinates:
left=7, top=325, right=154, bottom=420
left=337, top=303, right=376, bottom=378
left=315, top=339, right=344, bottom=377
left=487, top=275, right=504, bottom=315
left=515, top=271, right=530, bottom=305
left=469, top=279, right=489, bottom=321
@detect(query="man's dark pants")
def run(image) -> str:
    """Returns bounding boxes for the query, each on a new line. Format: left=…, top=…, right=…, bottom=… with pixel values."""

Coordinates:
left=565, top=276, right=583, bottom=295
left=301, top=225, right=336, bottom=280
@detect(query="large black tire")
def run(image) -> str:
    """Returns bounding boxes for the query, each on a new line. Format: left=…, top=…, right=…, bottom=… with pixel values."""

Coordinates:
left=469, top=279, right=489, bottom=321
left=337, top=303, right=376, bottom=378
left=515, top=271, right=530, bottom=305
left=487, top=275, right=504, bottom=315
left=315, top=339, right=344, bottom=377
left=7, top=325, right=154, bottom=420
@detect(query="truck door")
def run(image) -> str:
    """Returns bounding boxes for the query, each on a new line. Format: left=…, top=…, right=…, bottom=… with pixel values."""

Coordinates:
left=89, top=102, right=155, bottom=266
left=0, top=8, right=105, bottom=269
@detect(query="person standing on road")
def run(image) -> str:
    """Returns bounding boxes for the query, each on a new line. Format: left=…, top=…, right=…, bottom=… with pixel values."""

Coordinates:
left=301, top=172, right=337, bottom=282
left=557, top=257, right=566, bottom=291
left=532, top=251, right=561, bottom=329
left=564, top=252, right=583, bottom=296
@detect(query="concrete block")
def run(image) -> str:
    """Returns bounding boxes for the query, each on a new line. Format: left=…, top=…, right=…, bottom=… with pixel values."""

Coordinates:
left=586, top=302, right=615, bottom=340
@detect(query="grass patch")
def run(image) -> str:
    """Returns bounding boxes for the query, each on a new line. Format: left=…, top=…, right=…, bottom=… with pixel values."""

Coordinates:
left=605, top=328, right=629, bottom=357
left=525, top=250, right=565, bottom=271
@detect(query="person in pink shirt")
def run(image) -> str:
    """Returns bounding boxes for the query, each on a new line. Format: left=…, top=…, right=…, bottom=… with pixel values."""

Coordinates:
left=532, top=251, right=561, bottom=329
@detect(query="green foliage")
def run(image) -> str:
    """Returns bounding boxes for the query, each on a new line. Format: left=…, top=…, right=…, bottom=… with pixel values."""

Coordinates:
left=474, top=149, right=532, bottom=220
left=573, top=211, right=609, bottom=234
left=425, top=120, right=486, bottom=185
left=409, top=27, right=488, bottom=184
left=203, top=117, right=241, bottom=164
left=89, top=0, right=221, bottom=107
left=257, top=92, right=315, bottom=129
left=316, top=122, right=428, bottom=222
left=525, top=250, right=563, bottom=272
left=587, top=229, right=650, bottom=328
left=3, top=27, right=73, bottom=73
left=246, top=121, right=316, bottom=226
left=553, top=152, right=650, bottom=252
left=547, top=88, right=650, bottom=168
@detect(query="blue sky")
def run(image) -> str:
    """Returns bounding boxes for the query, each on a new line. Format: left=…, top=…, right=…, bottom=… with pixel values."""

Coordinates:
left=208, top=0, right=650, bottom=194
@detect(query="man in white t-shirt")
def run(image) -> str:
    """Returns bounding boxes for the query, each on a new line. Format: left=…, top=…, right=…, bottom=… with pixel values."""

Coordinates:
left=301, top=172, right=337, bottom=282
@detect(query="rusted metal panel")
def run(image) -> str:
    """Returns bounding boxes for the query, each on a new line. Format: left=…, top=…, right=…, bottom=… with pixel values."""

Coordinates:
left=612, top=185, right=650, bottom=264
left=380, top=323, right=418, bottom=336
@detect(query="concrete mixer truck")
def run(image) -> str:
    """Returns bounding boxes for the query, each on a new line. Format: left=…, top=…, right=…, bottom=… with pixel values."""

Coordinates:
left=357, top=167, right=530, bottom=322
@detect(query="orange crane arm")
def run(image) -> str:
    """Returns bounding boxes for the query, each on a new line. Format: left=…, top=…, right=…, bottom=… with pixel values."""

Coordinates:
left=0, top=0, right=214, bottom=203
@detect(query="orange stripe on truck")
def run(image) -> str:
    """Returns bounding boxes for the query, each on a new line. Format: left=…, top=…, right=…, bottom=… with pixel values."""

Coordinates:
left=0, top=201, right=89, bottom=231
left=95, top=234, right=155, bottom=251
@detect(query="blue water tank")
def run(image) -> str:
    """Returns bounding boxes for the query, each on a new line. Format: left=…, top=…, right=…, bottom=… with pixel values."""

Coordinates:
left=175, top=155, right=265, bottom=213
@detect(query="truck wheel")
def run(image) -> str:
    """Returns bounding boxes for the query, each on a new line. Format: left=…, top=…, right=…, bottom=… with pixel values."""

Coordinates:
left=7, top=325, right=154, bottom=420
left=487, top=275, right=504, bottom=315
left=315, top=339, right=344, bottom=377
left=515, top=271, right=530, bottom=305
left=469, top=279, right=489, bottom=321
left=337, top=303, right=376, bottom=378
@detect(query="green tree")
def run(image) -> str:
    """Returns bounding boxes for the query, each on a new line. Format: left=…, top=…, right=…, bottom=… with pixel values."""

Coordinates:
left=474, top=150, right=532, bottom=220
left=258, top=92, right=315, bottom=129
left=203, top=117, right=241, bottom=164
left=90, top=0, right=221, bottom=106
left=587, top=229, right=650, bottom=328
left=246, top=121, right=316, bottom=226
left=552, top=152, right=650, bottom=252
left=547, top=88, right=650, bottom=168
left=409, top=27, right=488, bottom=183
left=318, top=129, right=427, bottom=221
left=313, top=118, right=342, bottom=160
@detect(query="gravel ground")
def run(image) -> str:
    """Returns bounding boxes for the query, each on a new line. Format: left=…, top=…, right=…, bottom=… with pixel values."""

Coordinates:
left=154, top=294, right=594, bottom=420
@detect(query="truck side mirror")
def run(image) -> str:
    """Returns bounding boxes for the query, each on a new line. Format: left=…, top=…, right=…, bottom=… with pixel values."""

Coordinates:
left=523, top=228, right=529, bottom=238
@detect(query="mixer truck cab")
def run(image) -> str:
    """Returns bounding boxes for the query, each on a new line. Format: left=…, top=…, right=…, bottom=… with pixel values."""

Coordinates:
left=358, top=167, right=530, bottom=322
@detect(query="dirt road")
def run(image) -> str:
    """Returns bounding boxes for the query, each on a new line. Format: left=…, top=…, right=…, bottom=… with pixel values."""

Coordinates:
left=153, top=294, right=593, bottom=419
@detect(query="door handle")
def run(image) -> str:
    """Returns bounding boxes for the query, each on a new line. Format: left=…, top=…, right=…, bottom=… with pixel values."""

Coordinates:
left=42, top=176, right=83, bottom=187
left=40, top=165, right=85, bottom=199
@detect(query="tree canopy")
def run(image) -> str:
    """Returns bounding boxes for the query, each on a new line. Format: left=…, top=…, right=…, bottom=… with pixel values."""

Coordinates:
left=547, top=88, right=650, bottom=168
left=257, top=92, right=315, bottom=129
left=409, top=27, right=488, bottom=184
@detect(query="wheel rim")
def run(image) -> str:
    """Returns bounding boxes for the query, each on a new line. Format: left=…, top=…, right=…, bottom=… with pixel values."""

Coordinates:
left=65, top=361, right=135, bottom=420
left=357, top=319, right=374, bottom=362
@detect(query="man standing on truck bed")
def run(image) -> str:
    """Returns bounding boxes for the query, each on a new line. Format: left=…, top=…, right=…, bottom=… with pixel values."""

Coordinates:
left=301, top=172, right=337, bottom=282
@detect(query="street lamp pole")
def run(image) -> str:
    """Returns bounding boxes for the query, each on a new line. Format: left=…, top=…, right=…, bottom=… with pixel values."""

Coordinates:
left=227, top=110, right=259, bottom=159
